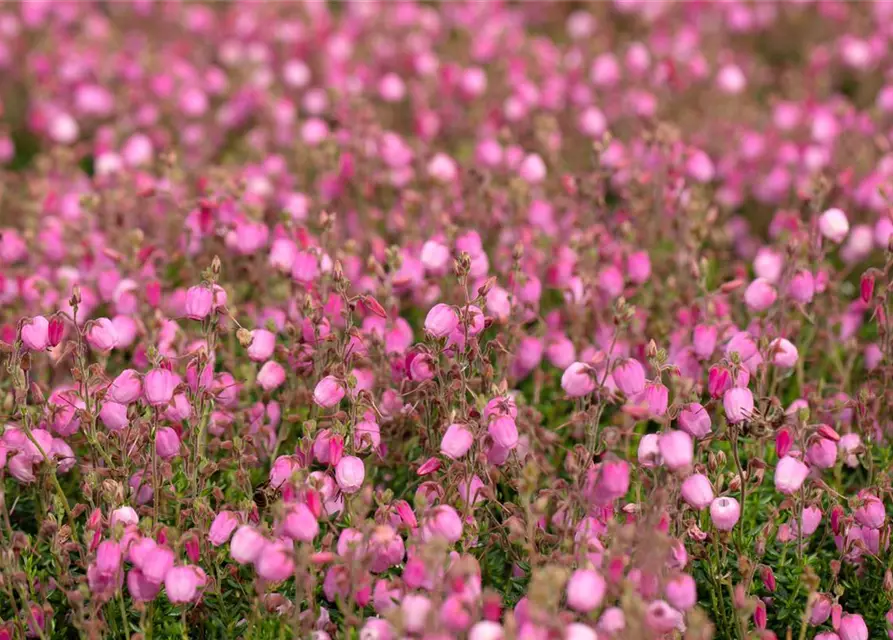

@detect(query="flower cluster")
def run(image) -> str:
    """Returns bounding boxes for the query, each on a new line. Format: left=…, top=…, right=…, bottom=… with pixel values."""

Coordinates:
left=2, top=2, right=893, bottom=639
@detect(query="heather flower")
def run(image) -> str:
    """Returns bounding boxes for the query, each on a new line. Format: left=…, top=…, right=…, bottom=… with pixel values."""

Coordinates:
left=566, top=569, right=606, bottom=613
left=108, top=369, right=143, bottom=404
left=839, top=613, right=868, bottom=640
left=744, top=278, right=777, bottom=312
left=144, top=369, right=180, bottom=406
left=208, top=511, right=239, bottom=546
left=681, top=474, right=714, bottom=510
left=723, top=387, right=754, bottom=424
left=185, top=285, right=214, bottom=320
left=775, top=456, right=810, bottom=495
left=658, top=431, right=692, bottom=471
left=710, top=497, right=741, bottom=531
left=313, top=376, right=345, bottom=408
left=86, top=318, right=119, bottom=352
left=257, top=361, right=286, bottom=391
left=678, top=403, right=711, bottom=438
left=335, top=456, right=365, bottom=494
left=819, top=208, right=850, bottom=243
left=613, top=358, right=646, bottom=396
left=21, top=316, right=49, bottom=351
left=231, top=526, right=266, bottom=565
left=247, top=329, right=276, bottom=362
left=440, top=423, right=473, bottom=460
left=561, top=362, right=595, bottom=397
left=165, top=566, right=202, bottom=603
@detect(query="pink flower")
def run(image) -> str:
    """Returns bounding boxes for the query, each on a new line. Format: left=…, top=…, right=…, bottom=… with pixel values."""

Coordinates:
left=165, top=566, right=201, bottom=603
left=561, top=362, right=595, bottom=397
left=335, top=456, right=365, bottom=494
left=723, top=387, right=754, bottom=424
left=775, top=456, right=810, bottom=495
left=658, top=431, right=692, bottom=471
left=257, top=361, right=286, bottom=391
left=642, top=382, right=669, bottom=417
left=108, top=369, right=142, bottom=404
left=21, top=316, right=49, bottom=351
left=665, top=574, right=697, bottom=611
left=247, top=329, right=276, bottom=362
left=280, top=503, right=319, bottom=542
left=678, top=403, right=711, bottom=438
left=710, top=497, right=741, bottom=531
left=692, top=324, right=718, bottom=359
left=838, top=613, right=868, bottom=640
left=208, top=511, right=239, bottom=546
left=613, top=358, right=646, bottom=396
left=440, top=423, right=473, bottom=460
left=100, top=402, right=128, bottom=431
left=185, top=285, right=213, bottom=320
left=86, top=318, right=119, bottom=352
left=230, top=526, right=266, bottom=564
left=819, top=208, right=850, bottom=243
left=313, top=376, right=345, bottom=408
left=488, top=415, right=518, bottom=449
left=144, top=369, right=180, bottom=406
left=424, top=303, right=459, bottom=338
left=681, top=474, right=714, bottom=510
left=770, top=338, right=798, bottom=368
left=566, top=569, right=606, bottom=613
left=155, top=427, right=180, bottom=460
left=422, top=505, right=463, bottom=543
left=744, top=278, right=777, bottom=312
left=255, top=540, right=294, bottom=582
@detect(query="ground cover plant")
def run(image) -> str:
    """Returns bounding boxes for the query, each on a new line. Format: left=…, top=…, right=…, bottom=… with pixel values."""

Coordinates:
left=2, top=1, right=893, bottom=638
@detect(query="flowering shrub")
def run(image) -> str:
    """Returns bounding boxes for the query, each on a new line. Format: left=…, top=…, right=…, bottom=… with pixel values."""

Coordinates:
left=2, top=2, right=893, bottom=639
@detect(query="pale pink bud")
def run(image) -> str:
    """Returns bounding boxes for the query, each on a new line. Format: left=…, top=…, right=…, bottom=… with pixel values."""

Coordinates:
left=744, top=278, right=777, bottom=312
left=774, top=456, right=810, bottom=495
left=335, top=456, right=365, bottom=494
left=770, top=338, right=798, bottom=368
left=144, top=369, right=180, bottom=406
left=710, top=496, right=741, bottom=531
left=100, top=402, right=128, bottom=431
left=257, top=361, right=286, bottom=392
left=658, top=431, right=692, bottom=471
left=561, top=362, right=595, bottom=397
left=566, top=569, right=606, bottom=613
left=424, top=304, right=459, bottom=338
left=422, top=505, right=463, bottom=543
left=155, top=427, right=180, bottom=460
left=86, top=318, right=118, bottom=352
left=723, top=387, right=754, bottom=424
left=230, top=526, right=266, bottom=564
left=108, top=369, right=143, bottom=405
left=787, top=270, right=815, bottom=304
left=165, top=566, right=201, bottom=603
left=313, top=376, right=345, bottom=408
left=488, top=415, right=518, bottom=449
left=678, top=403, right=711, bottom=438
left=839, top=613, right=868, bottom=640
left=613, top=358, right=646, bottom=396
left=281, top=503, right=319, bottom=542
left=819, top=208, right=849, bottom=243
left=21, top=316, right=49, bottom=351
left=208, top=511, right=239, bottom=546
left=185, top=285, right=213, bottom=320
left=681, top=474, right=714, bottom=510
left=637, top=433, right=660, bottom=468
left=665, top=574, right=697, bottom=610
left=247, top=329, right=276, bottom=362
left=440, top=423, right=473, bottom=460
left=692, top=324, right=718, bottom=359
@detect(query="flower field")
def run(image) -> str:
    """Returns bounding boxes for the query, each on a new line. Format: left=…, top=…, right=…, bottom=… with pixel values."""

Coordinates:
left=1, top=2, right=893, bottom=639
